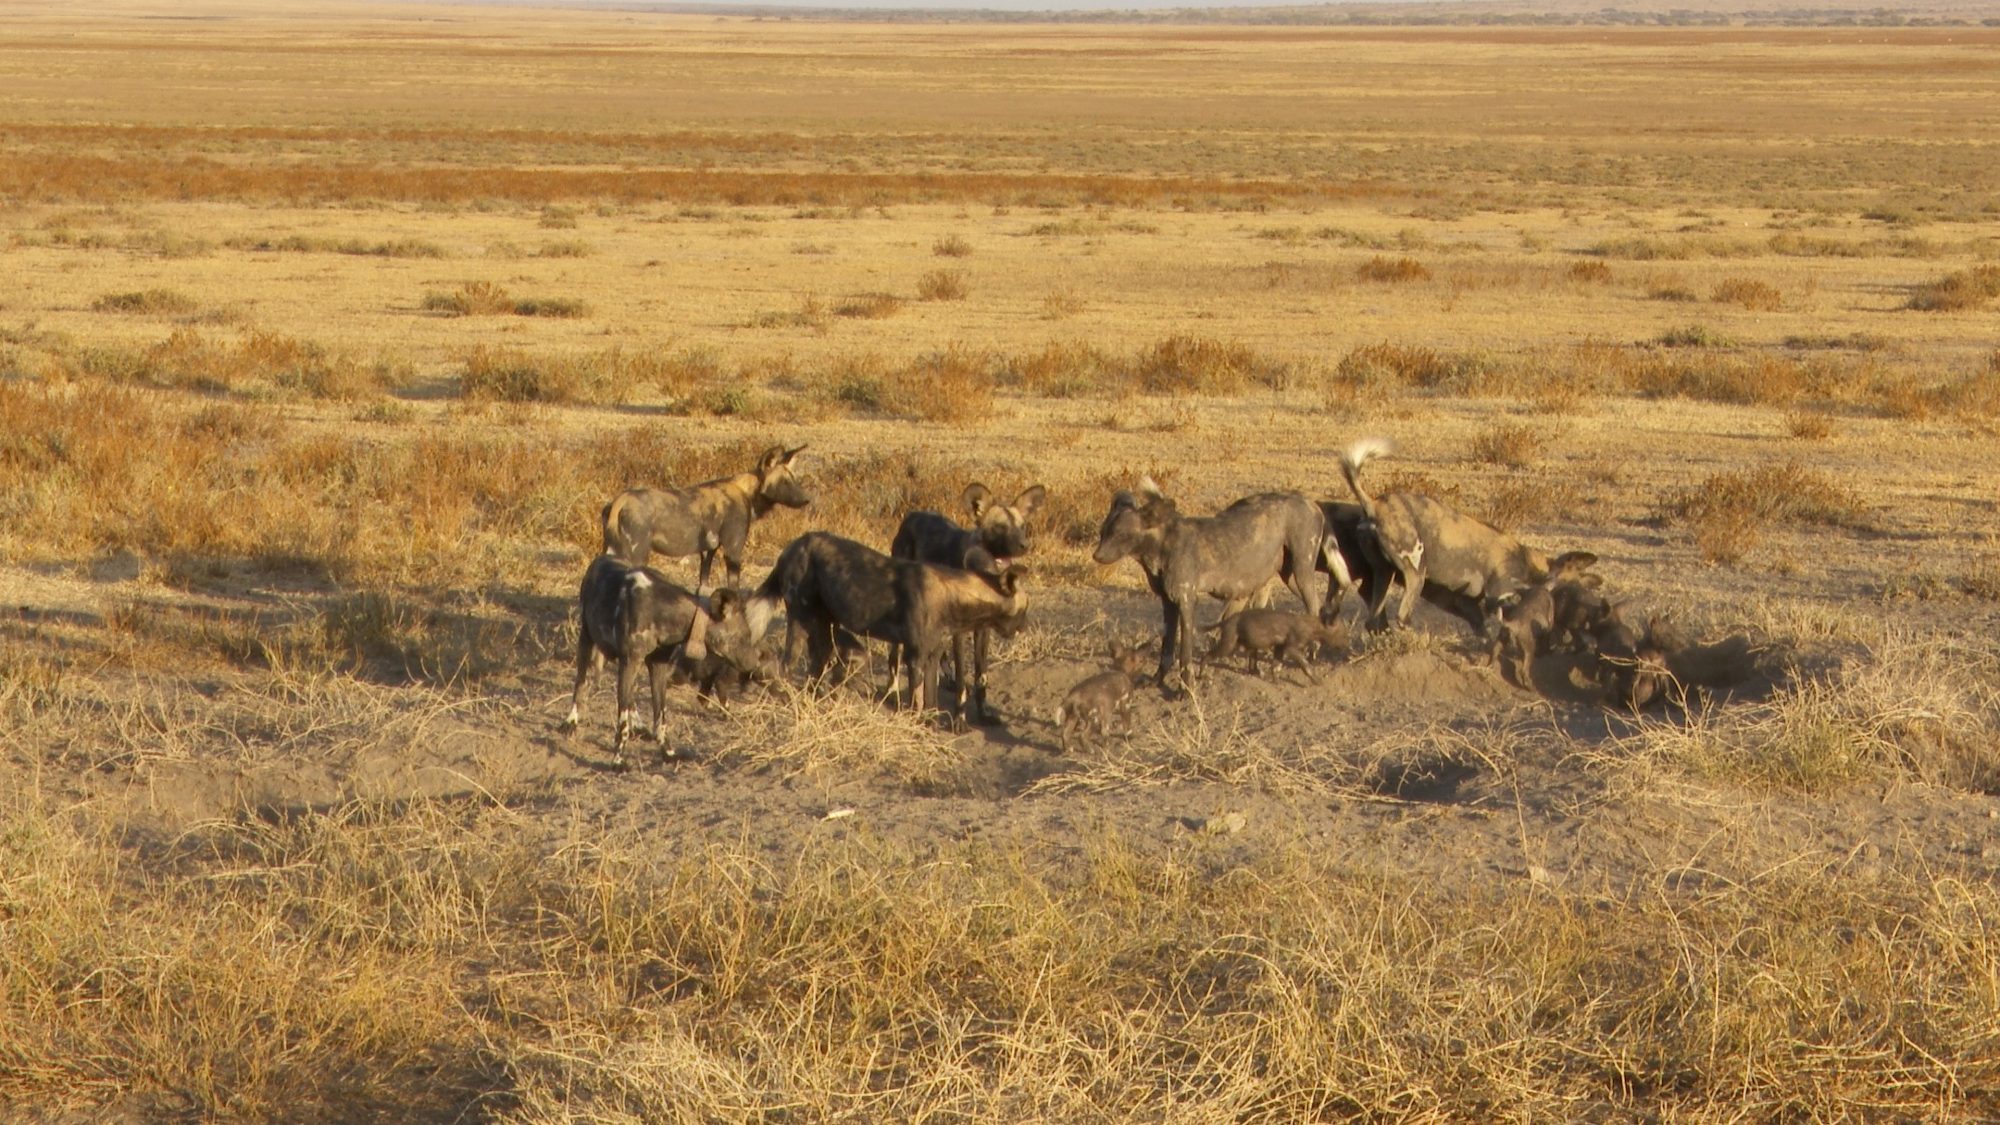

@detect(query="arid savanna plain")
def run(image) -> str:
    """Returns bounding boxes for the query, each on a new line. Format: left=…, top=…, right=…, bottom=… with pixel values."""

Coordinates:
left=2, top=1, right=1999, bottom=1119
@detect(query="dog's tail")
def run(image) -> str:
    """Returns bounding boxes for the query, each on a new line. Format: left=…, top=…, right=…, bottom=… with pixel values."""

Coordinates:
left=601, top=491, right=637, bottom=558
left=1339, top=437, right=1393, bottom=523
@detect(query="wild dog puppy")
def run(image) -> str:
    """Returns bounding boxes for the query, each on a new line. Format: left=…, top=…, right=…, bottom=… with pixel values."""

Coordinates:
left=1591, top=604, right=1680, bottom=711
left=1204, top=608, right=1348, bottom=684
left=1339, top=438, right=1590, bottom=632
left=1549, top=574, right=1612, bottom=654
left=1055, top=635, right=1149, bottom=753
left=751, top=532, right=1029, bottom=725
left=563, top=555, right=765, bottom=765
left=890, top=482, right=1047, bottom=723
left=600, top=444, right=810, bottom=592
left=1092, top=480, right=1328, bottom=695
left=1484, top=553, right=1600, bottom=689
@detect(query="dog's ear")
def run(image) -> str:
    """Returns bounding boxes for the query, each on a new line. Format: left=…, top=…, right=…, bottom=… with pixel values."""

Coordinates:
left=1014, top=484, right=1047, bottom=517
left=1552, top=551, right=1599, bottom=577
left=782, top=444, right=807, bottom=464
left=1109, top=489, right=1138, bottom=512
left=709, top=587, right=741, bottom=622
left=963, top=482, right=993, bottom=520
left=1136, top=475, right=1166, bottom=501
left=756, top=445, right=787, bottom=473
left=1579, top=573, right=1605, bottom=590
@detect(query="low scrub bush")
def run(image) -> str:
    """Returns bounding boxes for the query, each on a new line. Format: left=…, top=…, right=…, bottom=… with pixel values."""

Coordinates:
left=1004, top=339, right=1116, bottom=398
left=534, top=239, right=595, bottom=258
left=931, top=233, right=972, bottom=257
left=423, top=280, right=515, bottom=316
left=1655, top=324, right=1733, bottom=348
left=1657, top=462, right=1866, bottom=564
left=1355, top=255, right=1430, bottom=283
left=1129, top=333, right=1282, bottom=395
left=91, top=288, right=198, bottom=315
left=1712, top=277, right=1782, bottom=310
left=227, top=234, right=446, bottom=258
left=1470, top=420, right=1552, bottom=468
left=1905, top=265, right=2000, bottom=312
left=1566, top=260, right=1613, bottom=284
left=833, top=291, right=903, bottom=319
left=65, top=328, right=380, bottom=399
left=424, top=282, right=588, bottom=318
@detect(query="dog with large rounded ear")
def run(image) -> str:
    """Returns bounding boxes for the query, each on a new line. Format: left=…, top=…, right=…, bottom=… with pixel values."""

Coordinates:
left=963, top=482, right=995, bottom=521
left=1012, top=484, right=1047, bottom=516
left=753, top=445, right=813, bottom=511
left=757, top=444, right=808, bottom=474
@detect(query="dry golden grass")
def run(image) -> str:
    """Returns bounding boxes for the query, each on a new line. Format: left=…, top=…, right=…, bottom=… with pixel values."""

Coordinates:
left=5, top=6, right=2000, bottom=1120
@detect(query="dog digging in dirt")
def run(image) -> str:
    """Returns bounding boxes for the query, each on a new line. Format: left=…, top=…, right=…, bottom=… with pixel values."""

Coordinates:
left=1092, top=479, right=1329, bottom=696
left=1483, top=552, right=1601, bottom=689
left=563, top=552, right=773, bottom=766
left=600, top=444, right=810, bottom=592
left=1054, top=634, right=1150, bottom=753
left=1204, top=608, right=1348, bottom=684
left=1591, top=602, right=1682, bottom=711
left=889, top=481, right=1047, bottom=724
left=751, top=531, right=1029, bottom=726
left=1338, top=437, right=1592, bottom=633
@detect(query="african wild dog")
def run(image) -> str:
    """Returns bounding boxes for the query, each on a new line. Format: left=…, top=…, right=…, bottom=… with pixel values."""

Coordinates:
left=889, top=482, right=1046, bottom=723
left=601, top=444, right=810, bottom=592
left=751, top=532, right=1029, bottom=724
left=1338, top=438, right=1591, bottom=632
left=1204, top=608, right=1348, bottom=684
left=563, top=553, right=768, bottom=765
left=1092, top=479, right=1327, bottom=695
left=1055, top=635, right=1149, bottom=753
left=1483, top=552, right=1600, bottom=689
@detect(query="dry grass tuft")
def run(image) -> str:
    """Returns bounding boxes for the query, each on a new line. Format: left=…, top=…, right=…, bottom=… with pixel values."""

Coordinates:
left=833, top=291, right=904, bottom=319
left=1712, top=277, right=1782, bottom=310
left=423, top=280, right=516, bottom=316
left=424, top=282, right=587, bottom=318
left=1566, top=259, right=1613, bottom=284
left=931, top=233, right=973, bottom=257
left=91, top=288, right=198, bottom=315
left=893, top=344, right=994, bottom=424
left=1039, top=286, right=1086, bottom=320
left=1784, top=409, right=1835, bottom=439
left=1355, top=255, right=1431, bottom=283
left=1904, top=265, right=2000, bottom=312
left=916, top=268, right=969, bottom=301
left=1130, top=334, right=1281, bottom=396
left=1469, top=420, right=1553, bottom=468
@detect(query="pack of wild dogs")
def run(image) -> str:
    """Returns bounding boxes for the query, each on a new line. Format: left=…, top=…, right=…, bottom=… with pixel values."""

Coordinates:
left=564, top=438, right=1692, bottom=763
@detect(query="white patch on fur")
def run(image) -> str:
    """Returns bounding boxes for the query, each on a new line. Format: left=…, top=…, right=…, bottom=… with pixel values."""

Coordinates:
left=563, top=704, right=580, bottom=727
left=1323, top=542, right=1358, bottom=596
left=628, top=572, right=652, bottom=590
left=1137, top=475, right=1165, bottom=499
left=684, top=610, right=709, bottom=663
left=743, top=595, right=781, bottom=643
